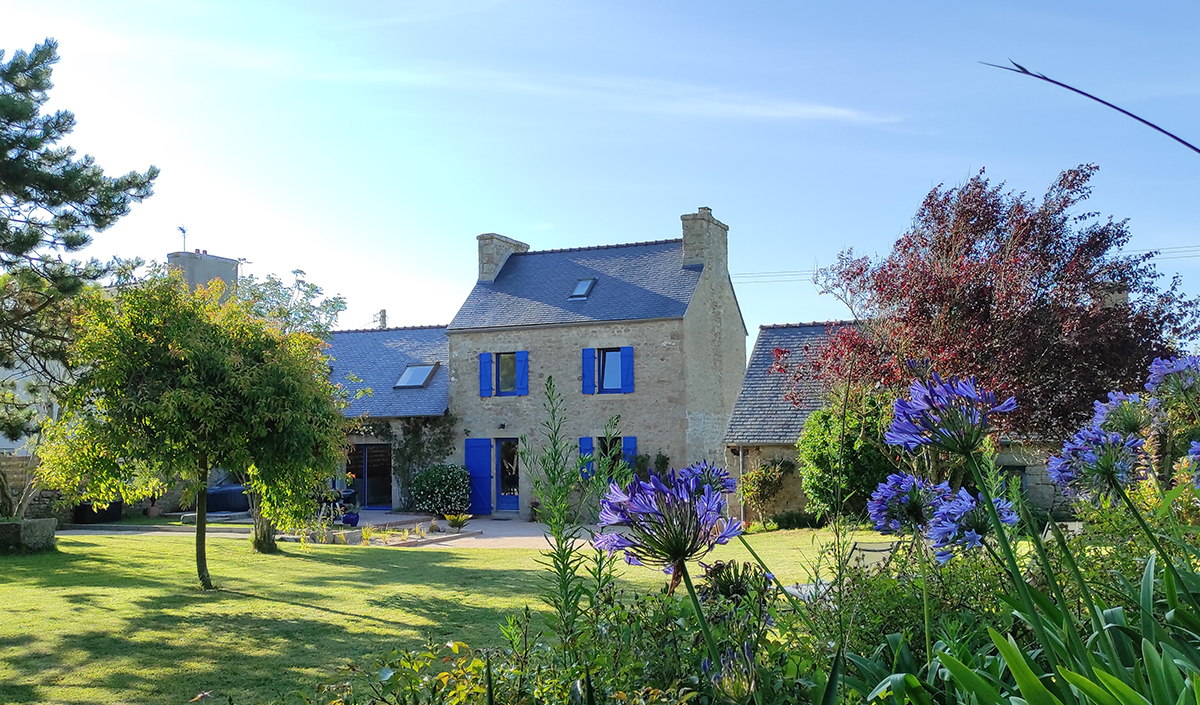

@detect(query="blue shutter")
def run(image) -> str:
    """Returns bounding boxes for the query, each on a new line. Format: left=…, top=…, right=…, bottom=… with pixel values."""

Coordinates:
left=581, top=348, right=596, bottom=394
left=579, top=437, right=594, bottom=479
left=622, top=436, right=637, bottom=467
left=620, top=346, right=634, bottom=393
left=465, top=438, right=493, bottom=514
left=479, top=353, right=493, bottom=397
left=515, top=351, right=529, bottom=396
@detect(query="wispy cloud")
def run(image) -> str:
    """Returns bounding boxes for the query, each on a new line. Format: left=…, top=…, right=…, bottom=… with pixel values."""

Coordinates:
left=312, top=66, right=898, bottom=124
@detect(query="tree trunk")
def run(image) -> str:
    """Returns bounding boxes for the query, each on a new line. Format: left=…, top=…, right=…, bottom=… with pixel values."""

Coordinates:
left=195, top=460, right=213, bottom=590
left=247, top=491, right=278, bottom=554
left=0, top=466, right=14, bottom=518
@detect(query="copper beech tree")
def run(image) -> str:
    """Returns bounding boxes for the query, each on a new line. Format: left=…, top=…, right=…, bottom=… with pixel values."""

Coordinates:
left=777, top=165, right=1199, bottom=441
left=38, top=272, right=350, bottom=589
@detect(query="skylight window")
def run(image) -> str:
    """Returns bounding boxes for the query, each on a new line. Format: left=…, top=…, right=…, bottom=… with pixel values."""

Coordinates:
left=394, top=362, right=438, bottom=389
left=568, top=278, right=596, bottom=300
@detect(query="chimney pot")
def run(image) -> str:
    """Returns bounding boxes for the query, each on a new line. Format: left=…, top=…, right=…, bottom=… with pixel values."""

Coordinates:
left=202, top=250, right=207, bottom=254
left=194, top=249, right=200, bottom=254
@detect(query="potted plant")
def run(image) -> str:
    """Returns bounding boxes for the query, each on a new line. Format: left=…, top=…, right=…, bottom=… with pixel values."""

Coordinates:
left=341, top=502, right=361, bottom=528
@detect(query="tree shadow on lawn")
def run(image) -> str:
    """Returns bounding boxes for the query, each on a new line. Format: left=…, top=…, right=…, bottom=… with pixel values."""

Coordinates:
left=275, top=546, right=545, bottom=594
left=5, top=590, right=530, bottom=704
left=0, top=548, right=180, bottom=592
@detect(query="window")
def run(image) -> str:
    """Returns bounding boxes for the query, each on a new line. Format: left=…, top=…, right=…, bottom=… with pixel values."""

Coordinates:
left=568, top=278, right=596, bottom=300
left=582, top=346, right=634, bottom=394
left=599, top=348, right=622, bottom=392
left=580, top=436, right=637, bottom=478
left=479, top=351, right=529, bottom=397
left=496, top=352, right=517, bottom=395
left=394, top=363, right=438, bottom=388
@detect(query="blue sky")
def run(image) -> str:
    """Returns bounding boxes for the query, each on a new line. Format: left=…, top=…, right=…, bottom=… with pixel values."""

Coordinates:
left=4, top=1, right=1198, bottom=341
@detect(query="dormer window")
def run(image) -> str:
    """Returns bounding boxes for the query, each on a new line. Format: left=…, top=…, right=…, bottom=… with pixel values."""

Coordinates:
left=568, top=278, right=596, bottom=300
left=394, top=362, right=438, bottom=389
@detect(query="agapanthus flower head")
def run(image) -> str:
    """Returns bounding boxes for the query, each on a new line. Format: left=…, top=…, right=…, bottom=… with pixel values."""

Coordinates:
left=885, top=369, right=1016, bottom=456
left=593, top=469, right=742, bottom=590
left=927, top=488, right=1017, bottom=563
left=1092, top=391, right=1158, bottom=434
left=703, top=643, right=756, bottom=705
left=1189, top=441, right=1200, bottom=489
left=1145, top=355, right=1200, bottom=396
left=678, top=460, right=737, bottom=494
left=1048, top=425, right=1146, bottom=497
left=867, top=473, right=950, bottom=535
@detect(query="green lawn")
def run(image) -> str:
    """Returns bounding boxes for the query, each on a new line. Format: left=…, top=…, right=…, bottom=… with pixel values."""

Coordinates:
left=0, top=529, right=844, bottom=704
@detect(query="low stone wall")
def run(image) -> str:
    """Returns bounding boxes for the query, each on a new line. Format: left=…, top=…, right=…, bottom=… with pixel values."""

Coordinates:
left=0, top=517, right=57, bottom=552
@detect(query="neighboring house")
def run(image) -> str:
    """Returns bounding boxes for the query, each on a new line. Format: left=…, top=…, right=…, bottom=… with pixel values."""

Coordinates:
left=445, top=207, right=747, bottom=517
left=326, top=325, right=450, bottom=509
left=724, top=321, right=1069, bottom=521
left=723, top=322, right=844, bottom=520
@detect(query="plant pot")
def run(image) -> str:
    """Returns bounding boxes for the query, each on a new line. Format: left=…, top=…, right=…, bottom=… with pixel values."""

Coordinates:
left=342, top=512, right=359, bottom=528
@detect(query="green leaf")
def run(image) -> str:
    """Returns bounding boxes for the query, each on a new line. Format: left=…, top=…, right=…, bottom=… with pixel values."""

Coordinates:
left=936, top=651, right=1003, bottom=705
left=989, top=628, right=1064, bottom=705
left=816, top=649, right=843, bottom=705
left=1142, top=639, right=1175, bottom=705
left=1059, top=668, right=1120, bottom=705
left=1141, top=554, right=1158, bottom=642
left=1155, top=484, right=1189, bottom=520
left=1094, top=669, right=1153, bottom=705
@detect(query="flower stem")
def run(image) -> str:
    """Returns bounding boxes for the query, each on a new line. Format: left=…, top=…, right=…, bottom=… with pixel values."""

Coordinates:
left=680, top=563, right=721, bottom=666
left=964, top=454, right=1061, bottom=678
left=916, top=537, right=933, bottom=668
left=1112, top=480, right=1200, bottom=612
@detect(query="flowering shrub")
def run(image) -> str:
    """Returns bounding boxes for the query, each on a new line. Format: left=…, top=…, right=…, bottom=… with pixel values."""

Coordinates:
left=408, top=464, right=470, bottom=515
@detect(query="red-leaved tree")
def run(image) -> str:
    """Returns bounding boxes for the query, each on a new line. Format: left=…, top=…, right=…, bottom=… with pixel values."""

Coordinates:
left=779, top=165, right=1199, bottom=440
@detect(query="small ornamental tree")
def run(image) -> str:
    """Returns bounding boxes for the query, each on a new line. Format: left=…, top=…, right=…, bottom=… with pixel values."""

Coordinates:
left=38, top=271, right=349, bottom=588
left=796, top=389, right=897, bottom=518
left=780, top=165, right=1200, bottom=440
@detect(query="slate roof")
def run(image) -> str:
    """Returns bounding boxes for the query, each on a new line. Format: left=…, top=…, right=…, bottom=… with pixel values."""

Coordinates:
left=723, top=322, right=847, bottom=445
left=448, top=239, right=702, bottom=330
left=326, top=326, right=449, bottom=419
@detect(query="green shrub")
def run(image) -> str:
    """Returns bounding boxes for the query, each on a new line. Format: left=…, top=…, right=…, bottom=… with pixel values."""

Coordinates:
left=796, top=389, right=896, bottom=518
left=770, top=509, right=825, bottom=529
left=408, top=464, right=470, bottom=515
left=653, top=452, right=670, bottom=474
left=737, top=458, right=787, bottom=518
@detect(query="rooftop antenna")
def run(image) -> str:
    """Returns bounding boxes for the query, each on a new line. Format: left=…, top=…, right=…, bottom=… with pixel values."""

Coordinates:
left=178, top=225, right=188, bottom=252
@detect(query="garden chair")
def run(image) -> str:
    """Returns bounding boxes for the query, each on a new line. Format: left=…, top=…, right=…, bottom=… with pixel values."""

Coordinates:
left=783, top=540, right=900, bottom=602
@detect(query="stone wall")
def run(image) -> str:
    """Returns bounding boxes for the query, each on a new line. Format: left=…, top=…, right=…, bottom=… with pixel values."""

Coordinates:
left=724, top=444, right=807, bottom=523
left=447, top=318, right=689, bottom=517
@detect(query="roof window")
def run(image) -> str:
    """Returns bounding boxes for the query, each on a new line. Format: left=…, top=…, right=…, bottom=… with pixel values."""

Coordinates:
left=568, top=278, right=597, bottom=300
left=394, top=362, right=439, bottom=389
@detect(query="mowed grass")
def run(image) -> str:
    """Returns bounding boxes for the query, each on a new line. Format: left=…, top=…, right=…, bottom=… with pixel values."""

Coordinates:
left=0, top=528, right=843, bottom=704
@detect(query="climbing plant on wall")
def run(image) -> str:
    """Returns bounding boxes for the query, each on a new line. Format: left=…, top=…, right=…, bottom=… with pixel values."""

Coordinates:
left=355, top=413, right=458, bottom=508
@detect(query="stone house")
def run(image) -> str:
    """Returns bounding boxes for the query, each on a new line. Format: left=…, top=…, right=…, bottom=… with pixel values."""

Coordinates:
left=724, top=322, right=842, bottom=521
left=444, top=207, right=747, bottom=517
left=724, top=321, right=1069, bottom=522
left=326, top=325, right=451, bottom=509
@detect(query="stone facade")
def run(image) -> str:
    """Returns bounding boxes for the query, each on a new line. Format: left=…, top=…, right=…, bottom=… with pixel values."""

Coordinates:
left=724, top=444, right=807, bottom=522
left=447, top=209, right=746, bottom=517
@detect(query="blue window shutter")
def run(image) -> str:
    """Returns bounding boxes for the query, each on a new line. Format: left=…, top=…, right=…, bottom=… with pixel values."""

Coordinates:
left=620, top=346, right=634, bottom=393
left=579, top=437, right=594, bottom=479
left=622, top=436, right=637, bottom=467
left=479, top=353, right=493, bottom=397
left=465, top=438, right=494, bottom=515
left=582, top=348, right=596, bottom=394
left=515, top=351, right=529, bottom=396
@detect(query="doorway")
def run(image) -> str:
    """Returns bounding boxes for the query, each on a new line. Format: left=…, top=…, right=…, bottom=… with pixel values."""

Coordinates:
left=496, top=438, right=519, bottom=512
left=347, top=444, right=393, bottom=509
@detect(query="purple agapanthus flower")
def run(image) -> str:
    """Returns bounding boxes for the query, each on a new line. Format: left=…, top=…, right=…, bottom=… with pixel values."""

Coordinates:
left=593, top=465, right=742, bottom=591
left=1189, top=441, right=1200, bottom=489
left=1092, top=391, right=1160, bottom=435
left=927, top=488, right=1018, bottom=563
left=867, top=473, right=950, bottom=535
left=678, top=460, right=738, bottom=494
left=1048, top=425, right=1145, bottom=497
left=1145, top=355, right=1200, bottom=395
left=885, top=370, right=1017, bottom=456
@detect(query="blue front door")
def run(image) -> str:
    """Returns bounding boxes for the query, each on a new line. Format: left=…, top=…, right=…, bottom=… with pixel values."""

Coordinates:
left=496, top=438, right=520, bottom=512
left=465, top=438, right=493, bottom=515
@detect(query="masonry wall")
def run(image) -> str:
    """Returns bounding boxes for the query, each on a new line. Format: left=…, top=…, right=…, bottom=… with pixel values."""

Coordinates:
left=682, top=269, right=746, bottom=464
left=723, top=444, right=807, bottom=522
left=447, top=318, right=689, bottom=516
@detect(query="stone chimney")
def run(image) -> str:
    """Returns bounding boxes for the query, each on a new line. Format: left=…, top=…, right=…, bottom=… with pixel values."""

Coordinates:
left=681, top=206, right=729, bottom=274
left=476, top=233, right=530, bottom=283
